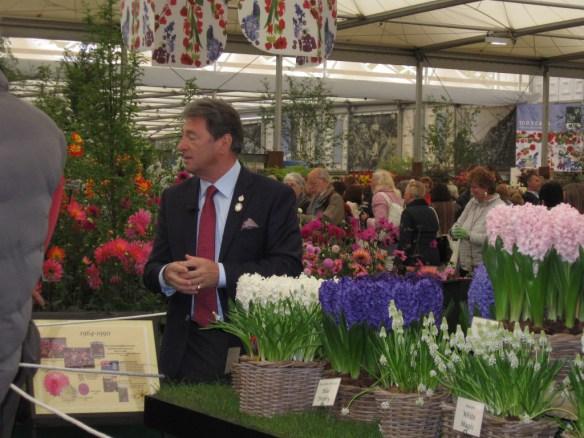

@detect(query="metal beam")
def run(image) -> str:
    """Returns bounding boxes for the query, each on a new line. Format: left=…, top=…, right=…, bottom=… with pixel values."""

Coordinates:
left=337, top=0, right=477, bottom=31
left=545, top=50, right=584, bottom=63
left=496, top=0, right=584, bottom=11
left=420, top=17, right=584, bottom=53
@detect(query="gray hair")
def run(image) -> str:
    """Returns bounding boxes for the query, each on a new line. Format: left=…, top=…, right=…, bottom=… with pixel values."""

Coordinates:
left=283, top=172, right=305, bottom=188
left=183, top=98, right=243, bottom=154
left=310, top=167, right=331, bottom=183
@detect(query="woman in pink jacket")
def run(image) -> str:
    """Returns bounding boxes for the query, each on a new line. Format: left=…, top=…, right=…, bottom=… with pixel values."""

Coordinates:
left=370, top=169, right=403, bottom=227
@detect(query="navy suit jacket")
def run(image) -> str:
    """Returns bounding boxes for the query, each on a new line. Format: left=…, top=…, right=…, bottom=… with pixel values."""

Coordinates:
left=143, top=166, right=303, bottom=377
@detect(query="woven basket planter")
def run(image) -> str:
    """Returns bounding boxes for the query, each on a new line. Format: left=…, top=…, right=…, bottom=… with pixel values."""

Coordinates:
left=374, top=389, right=447, bottom=438
left=548, top=333, right=581, bottom=382
left=441, top=402, right=558, bottom=437
left=239, top=360, right=324, bottom=417
left=231, top=356, right=252, bottom=395
left=334, top=383, right=378, bottom=423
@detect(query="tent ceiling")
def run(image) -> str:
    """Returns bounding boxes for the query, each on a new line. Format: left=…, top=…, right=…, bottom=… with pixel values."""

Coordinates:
left=1, top=1, right=584, bottom=77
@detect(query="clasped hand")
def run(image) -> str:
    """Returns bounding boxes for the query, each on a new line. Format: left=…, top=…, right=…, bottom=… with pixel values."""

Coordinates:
left=451, top=225, right=470, bottom=240
left=163, top=254, right=219, bottom=294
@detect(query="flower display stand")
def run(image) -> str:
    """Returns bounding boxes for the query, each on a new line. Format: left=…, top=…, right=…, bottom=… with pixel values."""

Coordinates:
left=239, top=361, right=324, bottom=417
left=334, top=383, right=378, bottom=423
left=440, top=402, right=558, bottom=437
left=144, top=395, right=275, bottom=437
left=374, top=389, right=447, bottom=437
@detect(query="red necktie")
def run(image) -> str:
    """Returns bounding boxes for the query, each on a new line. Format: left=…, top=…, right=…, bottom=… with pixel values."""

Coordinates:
left=193, top=185, right=218, bottom=327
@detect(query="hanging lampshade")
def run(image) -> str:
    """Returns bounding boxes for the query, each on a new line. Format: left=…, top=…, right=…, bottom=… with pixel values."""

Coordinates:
left=120, top=0, right=157, bottom=51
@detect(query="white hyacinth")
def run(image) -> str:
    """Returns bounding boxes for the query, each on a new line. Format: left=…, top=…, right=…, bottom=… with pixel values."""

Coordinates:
left=380, top=401, right=390, bottom=410
left=236, top=273, right=323, bottom=310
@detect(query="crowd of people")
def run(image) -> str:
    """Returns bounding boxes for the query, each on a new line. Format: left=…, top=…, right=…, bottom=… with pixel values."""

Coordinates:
left=281, top=165, right=584, bottom=275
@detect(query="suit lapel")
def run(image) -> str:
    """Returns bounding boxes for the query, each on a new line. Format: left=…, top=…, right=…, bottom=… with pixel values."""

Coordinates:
left=219, top=167, right=253, bottom=260
left=181, top=177, right=199, bottom=256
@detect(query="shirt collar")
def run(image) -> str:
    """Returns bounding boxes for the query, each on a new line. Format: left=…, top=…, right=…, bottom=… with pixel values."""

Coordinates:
left=199, top=160, right=241, bottom=199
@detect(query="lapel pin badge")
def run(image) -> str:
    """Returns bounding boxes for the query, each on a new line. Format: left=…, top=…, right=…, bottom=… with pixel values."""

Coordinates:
left=235, top=194, right=244, bottom=212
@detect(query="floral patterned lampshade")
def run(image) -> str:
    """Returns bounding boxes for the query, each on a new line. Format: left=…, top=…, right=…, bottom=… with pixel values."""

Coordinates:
left=239, top=0, right=337, bottom=58
left=152, top=0, right=228, bottom=67
left=120, top=0, right=157, bottom=51
left=295, top=0, right=337, bottom=66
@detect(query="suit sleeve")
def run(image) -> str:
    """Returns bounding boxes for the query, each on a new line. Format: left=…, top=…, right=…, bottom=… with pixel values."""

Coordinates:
left=222, top=185, right=303, bottom=294
left=143, top=189, right=171, bottom=294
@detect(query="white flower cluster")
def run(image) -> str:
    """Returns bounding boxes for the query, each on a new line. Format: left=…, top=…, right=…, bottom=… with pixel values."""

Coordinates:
left=235, top=273, right=323, bottom=310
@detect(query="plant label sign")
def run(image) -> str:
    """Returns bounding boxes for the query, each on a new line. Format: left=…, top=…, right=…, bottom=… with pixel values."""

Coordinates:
left=453, top=396, right=485, bottom=437
left=312, top=378, right=341, bottom=407
left=470, top=317, right=499, bottom=338
left=224, top=347, right=241, bottom=374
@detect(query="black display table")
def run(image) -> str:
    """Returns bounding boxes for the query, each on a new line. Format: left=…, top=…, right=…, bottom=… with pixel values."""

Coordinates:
left=144, top=396, right=275, bottom=438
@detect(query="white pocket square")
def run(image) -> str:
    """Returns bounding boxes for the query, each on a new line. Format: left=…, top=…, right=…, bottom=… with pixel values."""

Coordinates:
left=241, top=218, right=259, bottom=230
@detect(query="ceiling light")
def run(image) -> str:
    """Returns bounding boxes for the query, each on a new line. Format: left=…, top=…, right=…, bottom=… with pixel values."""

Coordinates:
left=485, top=32, right=514, bottom=47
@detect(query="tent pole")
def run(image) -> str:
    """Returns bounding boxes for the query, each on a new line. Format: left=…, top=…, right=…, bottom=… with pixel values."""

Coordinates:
left=274, top=55, right=283, bottom=153
left=413, top=58, right=424, bottom=177
left=539, top=66, right=551, bottom=179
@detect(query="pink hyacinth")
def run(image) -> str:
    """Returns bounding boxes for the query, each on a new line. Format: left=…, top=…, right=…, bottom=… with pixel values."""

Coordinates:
left=514, top=203, right=554, bottom=261
left=549, top=203, right=584, bottom=263
left=486, top=205, right=517, bottom=253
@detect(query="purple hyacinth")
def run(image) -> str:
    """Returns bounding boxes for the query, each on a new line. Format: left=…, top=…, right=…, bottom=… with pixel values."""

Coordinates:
left=467, top=264, right=495, bottom=318
left=318, top=273, right=443, bottom=330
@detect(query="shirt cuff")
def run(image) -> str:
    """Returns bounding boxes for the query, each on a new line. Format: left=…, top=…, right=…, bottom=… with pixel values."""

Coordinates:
left=158, top=265, right=176, bottom=297
left=217, top=263, right=226, bottom=288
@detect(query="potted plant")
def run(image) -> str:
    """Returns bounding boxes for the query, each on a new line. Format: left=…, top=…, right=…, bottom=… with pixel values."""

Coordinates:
left=319, top=274, right=444, bottom=423
left=433, top=323, right=562, bottom=437
left=562, top=353, right=584, bottom=437
left=371, top=303, right=450, bottom=437
left=212, top=273, right=324, bottom=417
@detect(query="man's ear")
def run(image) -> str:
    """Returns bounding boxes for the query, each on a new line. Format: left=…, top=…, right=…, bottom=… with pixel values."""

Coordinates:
left=219, top=133, right=233, bottom=153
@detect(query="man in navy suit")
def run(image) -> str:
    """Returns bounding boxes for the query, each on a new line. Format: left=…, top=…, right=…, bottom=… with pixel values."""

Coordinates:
left=144, top=98, right=302, bottom=383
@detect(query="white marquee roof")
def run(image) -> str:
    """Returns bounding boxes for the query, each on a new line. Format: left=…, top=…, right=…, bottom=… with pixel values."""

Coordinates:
left=2, top=0, right=584, bottom=77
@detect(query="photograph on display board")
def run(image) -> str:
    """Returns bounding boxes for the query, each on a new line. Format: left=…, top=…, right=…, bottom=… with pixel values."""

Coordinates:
left=348, top=113, right=397, bottom=170
left=32, top=320, right=159, bottom=415
left=516, top=104, right=583, bottom=172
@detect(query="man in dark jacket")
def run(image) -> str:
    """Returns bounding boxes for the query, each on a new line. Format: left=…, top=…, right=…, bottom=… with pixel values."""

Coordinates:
left=143, top=98, right=302, bottom=383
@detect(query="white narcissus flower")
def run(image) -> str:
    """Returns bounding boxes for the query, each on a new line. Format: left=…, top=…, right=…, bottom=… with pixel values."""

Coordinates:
left=341, top=407, right=350, bottom=416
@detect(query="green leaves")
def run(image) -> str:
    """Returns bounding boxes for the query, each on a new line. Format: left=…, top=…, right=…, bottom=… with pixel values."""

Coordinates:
left=320, top=314, right=375, bottom=380
left=213, top=299, right=322, bottom=362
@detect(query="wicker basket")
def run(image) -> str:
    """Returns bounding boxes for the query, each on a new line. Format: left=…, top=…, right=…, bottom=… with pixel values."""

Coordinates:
left=334, top=383, right=378, bottom=423
left=239, top=360, right=324, bottom=417
left=548, top=333, right=581, bottom=381
left=441, top=402, right=558, bottom=437
left=374, top=389, right=447, bottom=438
left=231, top=355, right=252, bottom=395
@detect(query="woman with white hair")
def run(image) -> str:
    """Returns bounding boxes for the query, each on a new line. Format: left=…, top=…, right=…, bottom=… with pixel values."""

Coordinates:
left=370, top=169, right=403, bottom=226
left=283, top=172, right=310, bottom=213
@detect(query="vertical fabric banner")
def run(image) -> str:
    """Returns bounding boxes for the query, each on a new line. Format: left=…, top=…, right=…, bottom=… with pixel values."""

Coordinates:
left=296, top=0, right=337, bottom=66
left=239, top=0, right=335, bottom=58
left=120, top=0, right=157, bottom=51
left=152, top=0, right=228, bottom=67
left=516, top=104, right=583, bottom=172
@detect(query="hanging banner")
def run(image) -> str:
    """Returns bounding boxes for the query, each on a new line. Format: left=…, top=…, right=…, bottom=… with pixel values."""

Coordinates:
left=516, top=103, right=583, bottom=172
left=296, top=0, right=337, bottom=66
left=151, top=0, right=227, bottom=67
left=120, top=0, right=157, bottom=51
left=239, top=0, right=335, bottom=58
